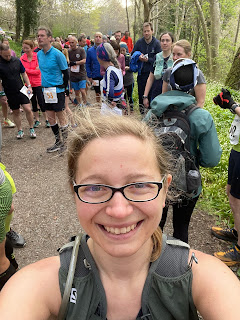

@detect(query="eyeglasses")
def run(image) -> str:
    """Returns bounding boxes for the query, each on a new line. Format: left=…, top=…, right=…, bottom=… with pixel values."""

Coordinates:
left=73, top=176, right=166, bottom=204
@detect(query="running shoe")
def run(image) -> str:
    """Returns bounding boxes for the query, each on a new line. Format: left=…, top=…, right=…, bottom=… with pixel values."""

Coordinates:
left=33, top=120, right=41, bottom=128
left=214, top=245, right=240, bottom=266
left=3, top=118, right=15, bottom=128
left=29, top=128, right=36, bottom=139
left=45, top=120, right=50, bottom=128
left=46, top=141, right=62, bottom=153
left=6, top=229, right=26, bottom=248
left=211, top=227, right=238, bottom=243
left=17, top=130, right=24, bottom=139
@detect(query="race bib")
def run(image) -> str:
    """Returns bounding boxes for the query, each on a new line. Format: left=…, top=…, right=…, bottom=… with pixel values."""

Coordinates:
left=71, top=65, right=80, bottom=73
left=229, top=115, right=240, bottom=145
left=92, top=80, right=99, bottom=86
left=43, top=87, right=58, bottom=103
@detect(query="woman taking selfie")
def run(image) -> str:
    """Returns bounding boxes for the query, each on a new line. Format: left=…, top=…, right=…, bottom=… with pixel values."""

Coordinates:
left=0, top=113, right=239, bottom=319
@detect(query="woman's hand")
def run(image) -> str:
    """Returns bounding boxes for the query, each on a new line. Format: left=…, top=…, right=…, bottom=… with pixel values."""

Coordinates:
left=143, top=97, right=149, bottom=108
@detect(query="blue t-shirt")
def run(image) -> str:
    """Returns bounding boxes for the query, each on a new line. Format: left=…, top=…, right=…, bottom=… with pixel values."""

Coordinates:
left=37, top=46, right=68, bottom=93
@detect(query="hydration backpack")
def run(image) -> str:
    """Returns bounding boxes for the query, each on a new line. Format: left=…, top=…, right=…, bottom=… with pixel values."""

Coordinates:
left=153, top=104, right=201, bottom=198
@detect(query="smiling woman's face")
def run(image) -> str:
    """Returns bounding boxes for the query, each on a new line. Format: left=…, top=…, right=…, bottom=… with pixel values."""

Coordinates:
left=74, top=135, right=169, bottom=258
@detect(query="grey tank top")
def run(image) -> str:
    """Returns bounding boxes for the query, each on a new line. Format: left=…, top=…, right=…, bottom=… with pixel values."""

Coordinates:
left=58, top=234, right=199, bottom=320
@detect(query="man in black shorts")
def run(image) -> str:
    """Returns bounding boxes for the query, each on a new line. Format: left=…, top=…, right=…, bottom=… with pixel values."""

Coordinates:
left=37, top=27, right=69, bottom=153
left=211, top=89, right=240, bottom=266
left=0, top=44, right=36, bottom=139
left=86, top=32, right=103, bottom=104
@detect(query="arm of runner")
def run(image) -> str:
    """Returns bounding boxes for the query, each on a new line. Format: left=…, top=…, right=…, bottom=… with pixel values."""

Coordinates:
left=143, top=72, right=155, bottom=108
left=61, top=69, right=69, bottom=89
left=162, top=80, right=168, bottom=93
left=194, top=83, right=206, bottom=108
left=191, top=249, right=240, bottom=320
left=0, top=256, right=61, bottom=320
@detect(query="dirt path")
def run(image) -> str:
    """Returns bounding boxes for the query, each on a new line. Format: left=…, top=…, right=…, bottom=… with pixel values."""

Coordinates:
left=1, top=101, right=235, bottom=270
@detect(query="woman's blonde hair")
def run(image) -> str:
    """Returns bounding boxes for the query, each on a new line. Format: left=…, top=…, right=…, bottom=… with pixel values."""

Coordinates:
left=173, top=39, right=192, bottom=56
left=67, top=111, right=172, bottom=261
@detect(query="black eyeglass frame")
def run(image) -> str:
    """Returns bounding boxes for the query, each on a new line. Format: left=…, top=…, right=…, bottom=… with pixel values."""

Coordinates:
left=73, top=175, right=166, bottom=204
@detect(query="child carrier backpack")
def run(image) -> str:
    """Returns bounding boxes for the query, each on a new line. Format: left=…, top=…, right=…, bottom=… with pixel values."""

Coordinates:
left=153, top=104, right=201, bottom=198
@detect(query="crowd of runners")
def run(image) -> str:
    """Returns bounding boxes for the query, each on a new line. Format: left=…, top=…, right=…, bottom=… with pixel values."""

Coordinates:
left=0, top=21, right=240, bottom=318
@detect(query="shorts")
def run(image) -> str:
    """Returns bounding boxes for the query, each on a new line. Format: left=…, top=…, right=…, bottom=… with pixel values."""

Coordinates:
left=43, top=92, right=65, bottom=112
left=31, top=86, right=45, bottom=112
left=228, top=149, right=240, bottom=199
left=71, top=80, right=86, bottom=90
left=7, top=92, right=30, bottom=110
left=92, top=77, right=102, bottom=94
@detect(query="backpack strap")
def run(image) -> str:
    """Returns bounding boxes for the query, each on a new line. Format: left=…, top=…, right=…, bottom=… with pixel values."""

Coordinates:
left=184, top=104, right=199, bottom=117
left=57, top=233, right=83, bottom=320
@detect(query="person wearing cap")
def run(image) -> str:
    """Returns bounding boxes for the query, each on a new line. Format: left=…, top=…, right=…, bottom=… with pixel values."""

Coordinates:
left=145, top=59, right=222, bottom=243
left=96, top=43, right=125, bottom=115
left=162, top=39, right=206, bottom=108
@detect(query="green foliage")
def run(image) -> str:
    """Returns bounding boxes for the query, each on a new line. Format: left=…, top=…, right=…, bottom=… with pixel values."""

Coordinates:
left=9, top=39, right=22, bottom=57
left=197, top=81, right=240, bottom=224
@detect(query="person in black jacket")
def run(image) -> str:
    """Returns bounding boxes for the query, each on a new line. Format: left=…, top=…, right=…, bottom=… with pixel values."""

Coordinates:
left=131, top=22, right=161, bottom=114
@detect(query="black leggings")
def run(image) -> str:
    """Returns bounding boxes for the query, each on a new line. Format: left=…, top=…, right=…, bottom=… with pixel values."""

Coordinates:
left=31, top=86, right=45, bottom=113
left=160, top=196, right=199, bottom=243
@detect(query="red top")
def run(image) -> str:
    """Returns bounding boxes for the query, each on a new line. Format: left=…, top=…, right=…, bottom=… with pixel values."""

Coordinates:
left=86, top=39, right=91, bottom=47
left=121, top=35, right=133, bottom=53
left=20, top=52, right=41, bottom=87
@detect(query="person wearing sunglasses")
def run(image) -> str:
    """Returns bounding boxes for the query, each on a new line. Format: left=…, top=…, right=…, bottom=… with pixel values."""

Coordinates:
left=0, top=112, right=239, bottom=319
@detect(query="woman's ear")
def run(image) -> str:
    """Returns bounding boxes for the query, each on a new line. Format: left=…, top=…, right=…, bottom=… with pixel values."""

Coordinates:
left=162, top=174, right=172, bottom=208
left=166, top=174, right=172, bottom=188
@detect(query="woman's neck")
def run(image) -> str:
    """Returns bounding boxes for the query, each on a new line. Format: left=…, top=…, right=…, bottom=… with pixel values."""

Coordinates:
left=162, top=49, right=171, bottom=58
left=27, top=52, right=33, bottom=60
left=88, top=238, right=152, bottom=280
left=101, top=61, right=113, bottom=69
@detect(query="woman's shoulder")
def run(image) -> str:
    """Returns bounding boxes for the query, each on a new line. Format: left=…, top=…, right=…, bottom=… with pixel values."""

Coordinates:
left=0, top=256, right=61, bottom=320
left=190, top=249, right=240, bottom=319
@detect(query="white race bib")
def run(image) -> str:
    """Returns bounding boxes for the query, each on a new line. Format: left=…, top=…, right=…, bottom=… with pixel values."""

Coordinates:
left=92, top=80, right=99, bottom=86
left=71, top=65, right=80, bottom=73
left=101, top=102, right=122, bottom=116
left=43, top=87, right=58, bottom=103
left=229, top=115, right=240, bottom=145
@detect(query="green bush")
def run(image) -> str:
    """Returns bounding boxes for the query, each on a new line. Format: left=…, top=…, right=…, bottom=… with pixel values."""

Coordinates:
left=9, top=40, right=22, bottom=58
left=198, top=81, right=240, bottom=225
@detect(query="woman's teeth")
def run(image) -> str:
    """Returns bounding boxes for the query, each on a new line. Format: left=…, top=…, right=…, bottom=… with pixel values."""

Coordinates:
left=104, top=223, right=137, bottom=235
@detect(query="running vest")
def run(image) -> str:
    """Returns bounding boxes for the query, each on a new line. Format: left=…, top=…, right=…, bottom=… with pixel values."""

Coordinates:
left=153, top=52, right=173, bottom=80
left=58, top=234, right=199, bottom=320
left=101, top=66, right=123, bottom=101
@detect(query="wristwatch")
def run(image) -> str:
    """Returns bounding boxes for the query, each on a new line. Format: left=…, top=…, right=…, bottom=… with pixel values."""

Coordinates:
left=142, top=95, right=148, bottom=99
left=230, top=103, right=239, bottom=114
left=27, top=84, right=31, bottom=88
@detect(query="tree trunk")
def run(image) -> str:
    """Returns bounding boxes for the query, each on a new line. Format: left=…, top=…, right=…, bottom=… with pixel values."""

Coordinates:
left=142, top=0, right=150, bottom=22
left=15, top=0, right=22, bottom=42
left=209, top=0, right=220, bottom=78
left=175, top=2, right=186, bottom=41
left=126, top=0, right=130, bottom=32
left=233, top=10, right=240, bottom=49
left=133, top=0, right=137, bottom=43
left=225, top=46, right=240, bottom=89
left=193, top=0, right=212, bottom=77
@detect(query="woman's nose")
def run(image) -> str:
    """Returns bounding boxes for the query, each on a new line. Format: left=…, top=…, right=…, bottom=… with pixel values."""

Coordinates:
left=105, top=191, right=133, bottom=218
